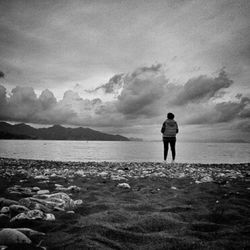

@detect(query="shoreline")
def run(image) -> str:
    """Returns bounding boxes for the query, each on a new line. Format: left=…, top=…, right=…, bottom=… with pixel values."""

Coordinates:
left=1, top=156, right=250, bottom=165
left=0, top=158, right=249, bottom=249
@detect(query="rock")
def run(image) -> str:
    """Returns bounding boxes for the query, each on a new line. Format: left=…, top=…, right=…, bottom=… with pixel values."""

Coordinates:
left=10, top=209, right=55, bottom=222
left=111, top=175, right=127, bottom=181
left=178, top=173, right=185, bottom=178
left=0, top=198, right=19, bottom=207
left=66, top=211, right=75, bottom=214
left=75, top=170, right=86, bottom=176
left=11, top=209, right=44, bottom=222
left=9, top=204, right=29, bottom=215
left=15, top=228, right=45, bottom=239
left=200, top=176, right=213, bottom=183
left=67, top=185, right=80, bottom=192
left=53, top=206, right=65, bottom=212
left=45, top=213, right=55, bottom=221
left=34, top=175, right=49, bottom=180
left=171, top=186, right=177, bottom=190
left=0, top=207, right=10, bottom=214
left=98, top=171, right=108, bottom=177
left=74, top=199, right=83, bottom=206
left=8, top=191, right=23, bottom=196
left=7, top=186, right=34, bottom=196
left=117, top=183, right=131, bottom=189
left=217, top=173, right=225, bottom=178
left=55, top=184, right=63, bottom=188
left=37, top=190, right=50, bottom=195
left=32, top=187, right=40, bottom=192
left=19, top=198, right=51, bottom=213
left=0, top=228, right=31, bottom=245
left=20, top=192, right=77, bottom=212
left=25, top=197, right=62, bottom=212
left=55, top=185, right=80, bottom=192
left=46, top=193, right=76, bottom=210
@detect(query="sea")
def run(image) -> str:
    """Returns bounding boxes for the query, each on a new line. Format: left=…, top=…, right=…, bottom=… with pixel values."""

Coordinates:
left=0, top=140, right=249, bottom=164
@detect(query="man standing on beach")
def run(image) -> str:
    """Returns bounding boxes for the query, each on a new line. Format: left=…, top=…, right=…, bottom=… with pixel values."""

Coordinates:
left=161, top=112, right=179, bottom=164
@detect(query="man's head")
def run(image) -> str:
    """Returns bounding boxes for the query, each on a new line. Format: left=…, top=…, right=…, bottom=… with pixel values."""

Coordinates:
left=167, top=112, right=175, bottom=119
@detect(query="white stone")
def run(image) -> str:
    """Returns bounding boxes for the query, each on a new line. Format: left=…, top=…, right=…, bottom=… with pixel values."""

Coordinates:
left=200, top=176, right=213, bottom=183
left=45, top=213, right=55, bottom=221
left=37, top=190, right=50, bottom=195
left=117, top=183, right=131, bottom=189
left=34, top=175, right=48, bottom=180
left=66, top=211, right=75, bottom=214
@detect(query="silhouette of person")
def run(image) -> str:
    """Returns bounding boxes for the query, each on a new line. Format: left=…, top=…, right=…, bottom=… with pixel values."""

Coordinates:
left=161, top=112, right=179, bottom=163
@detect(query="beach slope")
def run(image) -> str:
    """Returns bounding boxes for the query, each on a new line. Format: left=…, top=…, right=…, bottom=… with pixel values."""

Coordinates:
left=0, top=158, right=249, bottom=249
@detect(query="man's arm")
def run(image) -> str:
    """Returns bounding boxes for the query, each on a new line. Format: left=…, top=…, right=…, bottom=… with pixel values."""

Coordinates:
left=161, top=122, right=165, bottom=133
left=176, top=122, right=179, bottom=134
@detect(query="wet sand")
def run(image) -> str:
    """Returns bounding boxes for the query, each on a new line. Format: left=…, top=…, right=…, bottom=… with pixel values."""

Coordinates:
left=0, top=158, right=250, bottom=249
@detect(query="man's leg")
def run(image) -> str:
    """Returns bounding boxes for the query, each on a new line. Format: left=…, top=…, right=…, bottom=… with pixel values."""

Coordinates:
left=170, top=138, right=176, bottom=161
left=163, top=140, right=169, bottom=161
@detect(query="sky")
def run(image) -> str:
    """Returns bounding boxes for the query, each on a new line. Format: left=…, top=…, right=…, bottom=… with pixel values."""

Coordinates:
left=0, top=0, right=250, bottom=141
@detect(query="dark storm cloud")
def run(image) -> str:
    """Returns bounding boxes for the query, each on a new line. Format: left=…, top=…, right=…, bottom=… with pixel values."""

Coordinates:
left=86, top=74, right=124, bottom=94
left=183, top=95, right=250, bottom=126
left=172, top=70, right=233, bottom=105
left=86, top=64, right=164, bottom=98
left=234, top=120, right=250, bottom=132
left=215, top=97, right=250, bottom=122
left=115, top=64, right=168, bottom=118
left=0, top=71, right=4, bottom=78
left=130, top=64, right=163, bottom=78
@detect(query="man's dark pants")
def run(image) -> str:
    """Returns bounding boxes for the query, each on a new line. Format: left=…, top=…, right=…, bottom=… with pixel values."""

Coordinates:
left=163, top=137, right=176, bottom=161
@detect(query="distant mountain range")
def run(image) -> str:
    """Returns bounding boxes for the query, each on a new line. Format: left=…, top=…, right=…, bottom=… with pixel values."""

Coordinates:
left=0, top=122, right=130, bottom=141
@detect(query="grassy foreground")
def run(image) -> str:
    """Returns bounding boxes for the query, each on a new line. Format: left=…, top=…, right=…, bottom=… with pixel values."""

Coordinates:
left=0, top=158, right=249, bottom=249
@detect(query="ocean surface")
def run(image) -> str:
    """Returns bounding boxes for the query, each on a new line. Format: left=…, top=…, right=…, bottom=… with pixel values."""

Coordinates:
left=0, top=140, right=249, bottom=164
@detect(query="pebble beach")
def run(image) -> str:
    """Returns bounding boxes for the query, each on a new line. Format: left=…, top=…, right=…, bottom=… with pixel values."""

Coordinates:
left=0, top=157, right=249, bottom=249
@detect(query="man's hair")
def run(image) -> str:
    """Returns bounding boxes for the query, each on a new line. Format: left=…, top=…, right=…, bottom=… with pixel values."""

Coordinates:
left=167, top=112, right=175, bottom=119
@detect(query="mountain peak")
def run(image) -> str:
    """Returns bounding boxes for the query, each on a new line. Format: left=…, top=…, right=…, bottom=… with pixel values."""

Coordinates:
left=51, top=124, right=64, bottom=129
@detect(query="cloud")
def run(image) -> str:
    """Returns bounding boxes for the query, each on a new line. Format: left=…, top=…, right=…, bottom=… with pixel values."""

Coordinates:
left=0, top=85, right=77, bottom=124
left=39, top=89, right=57, bottom=109
left=0, top=65, right=249, bottom=141
left=0, top=71, right=4, bottom=78
left=115, top=64, right=168, bottom=118
left=86, top=74, right=124, bottom=94
left=234, top=120, right=250, bottom=132
left=182, top=95, right=250, bottom=125
left=215, top=96, right=250, bottom=122
left=172, top=69, right=233, bottom=105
